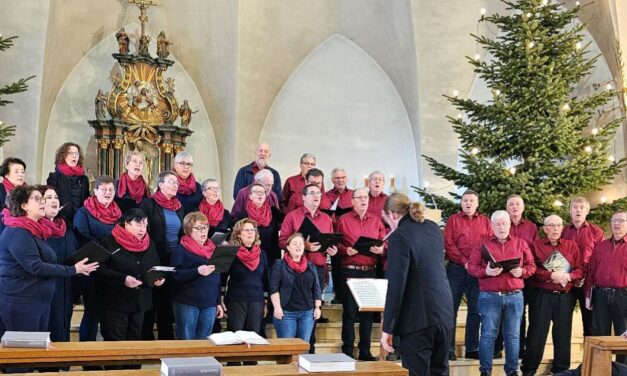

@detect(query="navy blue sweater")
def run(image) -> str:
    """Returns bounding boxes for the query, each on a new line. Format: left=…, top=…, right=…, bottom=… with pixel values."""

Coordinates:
left=73, top=207, right=115, bottom=245
left=171, top=243, right=221, bottom=308
left=0, top=227, right=77, bottom=304
left=46, top=229, right=77, bottom=342
left=225, top=249, right=268, bottom=303
left=176, top=182, right=203, bottom=215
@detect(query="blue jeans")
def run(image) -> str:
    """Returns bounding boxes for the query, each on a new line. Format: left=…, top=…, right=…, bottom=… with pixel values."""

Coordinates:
left=172, top=302, right=216, bottom=340
left=446, top=261, right=480, bottom=353
left=273, top=309, right=315, bottom=342
left=478, top=291, right=523, bottom=374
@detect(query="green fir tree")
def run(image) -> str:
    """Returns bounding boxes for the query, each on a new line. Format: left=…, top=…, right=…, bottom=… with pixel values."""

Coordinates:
left=415, top=0, right=626, bottom=225
left=0, top=34, right=34, bottom=147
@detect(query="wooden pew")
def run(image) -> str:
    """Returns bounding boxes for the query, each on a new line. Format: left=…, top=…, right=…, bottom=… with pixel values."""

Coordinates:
left=16, top=361, right=408, bottom=375
left=0, top=338, right=308, bottom=368
left=582, top=336, right=627, bottom=376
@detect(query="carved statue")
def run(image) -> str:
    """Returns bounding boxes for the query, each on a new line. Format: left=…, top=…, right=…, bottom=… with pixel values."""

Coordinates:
left=112, top=72, right=122, bottom=87
left=95, top=90, right=108, bottom=119
left=116, top=28, right=130, bottom=54
left=156, top=31, right=171, bottom=59
left=138, top=34, right=150, bottom=56
left=179, top=99, right=192, bottom=127
left=164, top=77, right=175, bottom=93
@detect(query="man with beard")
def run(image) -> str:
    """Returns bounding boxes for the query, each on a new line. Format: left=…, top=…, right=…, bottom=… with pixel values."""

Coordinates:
left=233, top=143, right=282, bottom=200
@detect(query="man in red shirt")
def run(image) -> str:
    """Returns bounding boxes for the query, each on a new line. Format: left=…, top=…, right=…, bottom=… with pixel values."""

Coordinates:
left=562, top=197, right=604, bottom=336
left=231, top=169, right=279, bottom=220
left=281, top=153, right=317, bottom=211
left=444, top=190, right=492, bottom=360
left=521, top=215, right=583, bottom=376
left=584, top=210, right=626, bottom=364
left=366, top=171, right=388, bottom=219
left=336, top=188, right=386, bottom=361
left=468, top=210, right=536, bottom=376
left=284, top=168, right=331, bottom=214
left=326, top=168, right=353, bottom=210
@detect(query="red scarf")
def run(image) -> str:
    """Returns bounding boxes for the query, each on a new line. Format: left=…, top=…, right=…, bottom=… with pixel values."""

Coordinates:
left=4, top=215, right=47, bottom=239
left=283, top=252, right=308, bottom=273
left=246, top=199, right=272, bottom=227
left=181, top=234, right=216, bottom=260
left=2, top=178, right=20, bottom=193
left=118, top=172, right=150, bottom=204
left=153, top=190, right=182, bottom=211
left=83, top=196, right=122, bottom=224
left=199, top=199, right=225, bottom=227
left=39, top=217, right=67, bottom=238
left=56, top=163, right=85, bottom=177
left=112, top=224, right=149, bottom=252
left=236, top=244, right=261, bottom=271
left=176, top=172, right=197, bottom=195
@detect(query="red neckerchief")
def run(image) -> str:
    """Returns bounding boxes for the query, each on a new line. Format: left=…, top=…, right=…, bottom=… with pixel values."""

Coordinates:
left=117, top=172, right=150, bottom=204
left=199, top=199, right=225, bottom=227
left=181, top=234, right=216, bottom=260
left=176, top=172, right=197, bottom=195
left=246, top=199, right=272, bottom=227
left=112, top=224, right=149, bottom=252
left=236, top=244, right=261, bottom=271
left=283, top=252, right=307, bottom=273
left=39, top=217, right=67, bottom=238
left=4, top=215, right=47, bottom=239
left=56, top=163, right=85, bottom=177
left=2, top=178, right=23, bottom=193
left=83, top=196, right=122, bottom=224
left=153, top=190, right=182, bottom=211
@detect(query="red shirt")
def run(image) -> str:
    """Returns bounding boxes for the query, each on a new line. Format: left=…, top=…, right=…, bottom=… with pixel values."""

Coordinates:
left=510, top=219, right=538, bottom=245
left=279, top=206, right=334, bottom=266
left=529, top=238, right=583, bottom=292
left=284, top=188, right=331, bottom=214
left=326, top=187, right=353, bottom=210
left=444, top=211, right=492, bottom=266
left=468, top=235, right=536, bottom=292
left=281, top=174, right=306, bottom=211
left=367, top=192, right=388, bottom=219
left=336, top=210, right=387, bottom=267
left=562, top=221, right=604, bottom=265
left=584, top=236, right=627, bottom=298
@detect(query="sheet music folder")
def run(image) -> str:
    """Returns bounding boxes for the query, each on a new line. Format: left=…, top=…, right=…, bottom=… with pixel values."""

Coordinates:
left=66, top=241, right=118, bottom=265
left=207, top=245, right=239, bottom=273
left=352, top=236, right=384, bottom=255
left=297, top=216, right=343, bottom=250
left=481, top=244, right=520, bottom=272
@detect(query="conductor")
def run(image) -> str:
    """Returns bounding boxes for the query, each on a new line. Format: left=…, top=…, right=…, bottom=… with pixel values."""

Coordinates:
left=380, top=193, right=454, bottom=376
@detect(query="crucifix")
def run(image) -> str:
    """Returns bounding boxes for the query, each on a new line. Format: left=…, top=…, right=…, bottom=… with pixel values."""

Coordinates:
left=129, top=0, right=158, bottom=38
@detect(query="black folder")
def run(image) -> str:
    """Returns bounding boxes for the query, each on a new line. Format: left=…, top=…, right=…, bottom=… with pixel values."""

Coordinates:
left=481, top=244, right=520, bottom=272
left=271, top=206, right=285, bottom=224
left=210, top=231, right=230, bottom=245
left=141, top=267, right=175, bottom=286
left=353, top=236, right=384, bottom=255
left=319, top=206, right=352, bottom=218
left=66, top=241, right=119, bottom=265
left=297, top=217, right=343, bottom=251
left=207, top=245, right=240, bottom=273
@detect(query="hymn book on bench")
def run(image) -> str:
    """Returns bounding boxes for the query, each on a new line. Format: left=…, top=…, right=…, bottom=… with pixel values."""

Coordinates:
left=208, top=331, right=269, bottom=346
left=160, top=356, right=222, bottom=376
left=298, top=353, right=356, bottom=372
left=1, top=331, right=50, bottom=348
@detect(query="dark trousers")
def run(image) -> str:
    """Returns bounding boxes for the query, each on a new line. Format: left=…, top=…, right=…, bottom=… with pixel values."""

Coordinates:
left=226, top=300, right=264, bottom=334
left=99, top=309, right=143, bottom=370
left=341, top=268, right=375, bottom=357
left=573, top=286, right=593, bottom=336
left=331, top=254, right=346, bottom=302
left=591, top=288, right=627, bottom=364
left=446, top=261, right=480, bottom=354
left=399, top=324, right=453, bottom=376
left=521, top=288, right=574, bottom=374
left=74, top=275, right=100, bottom=341
left=309, top=265, right=327, bottom=353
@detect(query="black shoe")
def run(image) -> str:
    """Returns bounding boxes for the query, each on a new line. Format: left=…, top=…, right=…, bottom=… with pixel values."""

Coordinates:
left=521, top=371, right=535, bottom=376
left=493, top=351, right=503, bottom=359
left=317, top=316, right=330, bottom=323
left=357, top=353, right=377, bottom=361
left=448, top=351, right=457, bottom=361
left=518, top=348, right=525, bottom=359
left=506, top=372, right=519, bottom=376
left=480, top=372, right=491, bottom=376
left=386, top=352, right=400, bottom=361
left=465, top=350, right=479, bottom=359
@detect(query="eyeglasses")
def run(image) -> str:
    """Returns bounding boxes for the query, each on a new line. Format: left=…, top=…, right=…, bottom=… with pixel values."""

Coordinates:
left=29, top=196, right=46, bottom=203
left=241, top=228, right=257, bottom=233
left=544, top=224, right=563, bottom=229
left=203, top=186, right=221, bottom=192
left=306, top=191, right=322, bottom=196
left=301, top=162, right=316, bottom=166
left=333, top=176, right=347, bottom=180
left=163, top=179, right=179, bottom=185
left=192, top=225, right=210, bottom=232
left=611, top=219, right=626, bottom=224
left=97, top=187, right=115, bottom=194
left=353, top=196, right=369, bottom=200
left=176, top=162, right=194, bottom=167
left=251, top=190, right=265, bottom=195
left=66, top=152, right=80, bottom=157
left=369, top=177, right=384, bottom=182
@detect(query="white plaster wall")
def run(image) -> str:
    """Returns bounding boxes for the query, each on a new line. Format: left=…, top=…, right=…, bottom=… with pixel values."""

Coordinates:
left=42, top=24, right=220, bottom=184
left=261, top=35, right=418, bottom=197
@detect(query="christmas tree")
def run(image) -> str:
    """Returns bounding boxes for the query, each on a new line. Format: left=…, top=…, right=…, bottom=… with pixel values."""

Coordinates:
left=415, top=0, right=626, bottom=225
left=0, top=34, right=34, bottom=147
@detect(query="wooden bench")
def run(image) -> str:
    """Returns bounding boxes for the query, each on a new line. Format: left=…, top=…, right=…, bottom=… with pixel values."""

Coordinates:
left=582, top=336, right=627, bottom=376
left=16, top=361, right=408, bottom=375
left=0, top=338, right=308, bottom=368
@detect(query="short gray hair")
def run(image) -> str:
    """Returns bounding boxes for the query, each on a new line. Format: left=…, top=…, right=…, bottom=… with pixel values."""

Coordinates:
left=174, top=151, right=193, bottom=163
left=300, top=153, right=316, bottom=163
left=125, top=150, right=146, bottom=165
left=254, top=169, right=273, bottom=182
left=368, top=170, right=384, bottom=180
left=491, top=210, right=510, bottom=223
left=544, top=214, right=563, bottom=226
left=331, top=167, right=346, bottom=177
left=201, top=178, right=219, bottom=191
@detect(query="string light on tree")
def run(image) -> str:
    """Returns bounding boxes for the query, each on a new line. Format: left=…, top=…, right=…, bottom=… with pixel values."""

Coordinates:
left=471, top=147, right=480, bottom=155
left=494, top=89, right=501, bottom=96
left=553, top=200, right=563, bottom=207
left=562, top=103, right=571, bottom=112
left=424, top=181, right=431, bottom=189
left=508, top=166, right=516, bottom=175
left=541, top=0, right=549, bottom=6
left=474, top=53, right=481, bottom=60
left=575, top=1, right=580, bottom=5
left=591, top=127, right=598, bottom=135
left=608, top=155, right=616, bottom=162
left=480, top=8, right=486, bottom=16
left=526, top=12, right=532, bottom=18
left=528, top=41, right=535, bottom=48
left=600, top=196, right=608, bottom=204
left=606, top=83, right=613, bottom=90
left=575, top=42, right=582, bottom=50
left=457, top=113, right=463, bottom=119
left=584, top=146, right=592, bottom=153
left=452, top=90, right=459, bottom=97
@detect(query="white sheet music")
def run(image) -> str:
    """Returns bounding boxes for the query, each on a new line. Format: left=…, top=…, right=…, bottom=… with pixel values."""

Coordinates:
left=346, top=278, right=387, bottom=311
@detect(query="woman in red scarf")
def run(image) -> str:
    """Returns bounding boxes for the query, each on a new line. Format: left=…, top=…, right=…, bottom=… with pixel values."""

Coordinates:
left=115, top=150, right=151, bottom=212
left=243, top=183, right=281, bottom=265
left=46, top=142, right=90, bottom=226
left=0, top=185, right=97, bottom=344
left=0, top=157, right=26, bottom=211
left=269, top=233, right=322, bottom=342
left=40, top=186, right=78, bottom=344
left=171, top=212, right=224, bottom=339
left=95, top=208, right=163, bottom=349
left=198, top=178, right=232, bottom=240
left=172, top=151, right=202, bottom=214
left=223, top=219, right=269, bottom=349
